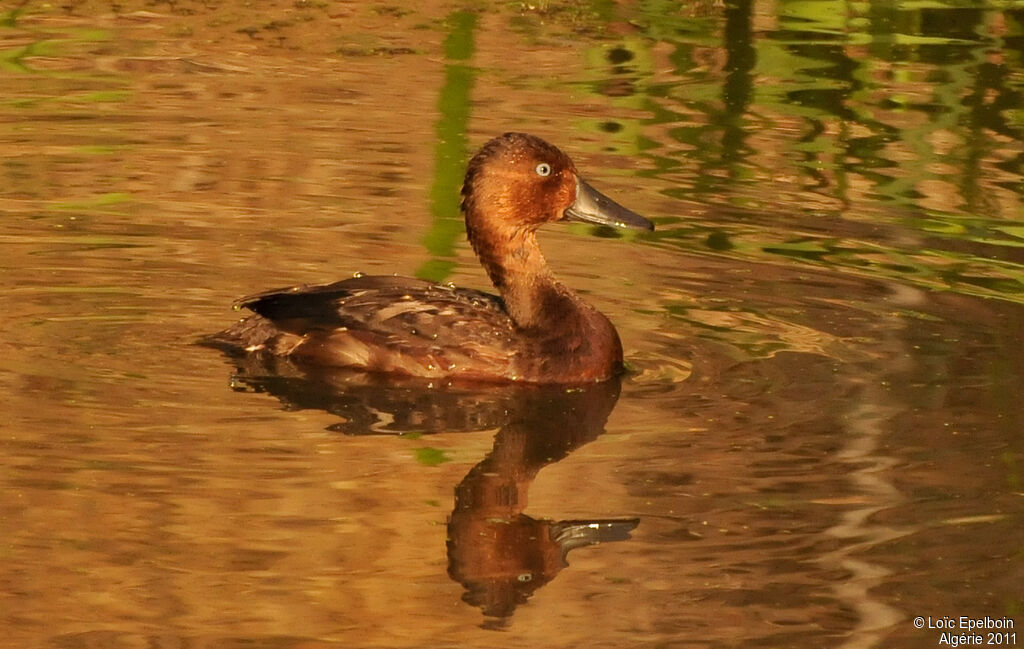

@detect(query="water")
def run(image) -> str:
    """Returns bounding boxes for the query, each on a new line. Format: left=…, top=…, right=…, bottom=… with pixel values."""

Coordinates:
left=2, top=1, right=1022, bottom=647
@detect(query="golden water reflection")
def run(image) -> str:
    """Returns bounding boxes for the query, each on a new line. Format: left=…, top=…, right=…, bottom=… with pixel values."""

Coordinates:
left=2, top=2, right=1022, bottom=648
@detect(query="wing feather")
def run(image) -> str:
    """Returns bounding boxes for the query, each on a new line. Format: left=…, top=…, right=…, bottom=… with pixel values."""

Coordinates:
left=209, top=276, right=519, bottom=380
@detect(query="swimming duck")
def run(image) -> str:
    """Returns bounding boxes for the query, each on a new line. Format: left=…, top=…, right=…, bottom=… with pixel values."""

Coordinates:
left=208, top=132, right=653, bottom=383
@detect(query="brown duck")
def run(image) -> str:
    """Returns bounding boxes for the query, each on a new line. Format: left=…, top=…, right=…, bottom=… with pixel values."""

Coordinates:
left=207, top=132, right=653, bottom=383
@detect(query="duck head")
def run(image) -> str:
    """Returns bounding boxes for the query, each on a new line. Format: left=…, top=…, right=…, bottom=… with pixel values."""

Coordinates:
left=461, top=132, right=654, bottom=235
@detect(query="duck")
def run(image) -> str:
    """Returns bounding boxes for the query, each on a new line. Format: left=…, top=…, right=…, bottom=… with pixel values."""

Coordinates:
left=206, top=132, right=653, bottom=384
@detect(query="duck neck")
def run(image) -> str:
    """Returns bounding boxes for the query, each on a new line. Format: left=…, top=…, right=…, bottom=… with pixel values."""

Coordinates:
left=471, top=224, right=568, bottom=330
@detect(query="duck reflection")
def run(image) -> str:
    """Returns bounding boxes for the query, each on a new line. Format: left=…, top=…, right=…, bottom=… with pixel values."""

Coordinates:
left=220, top=353, right=639, bottom=623
left=445, top=380, right=638, bottom=624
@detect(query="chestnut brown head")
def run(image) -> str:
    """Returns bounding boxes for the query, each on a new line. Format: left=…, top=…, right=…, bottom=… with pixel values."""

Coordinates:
left=461, top=132, right=653, bottom=232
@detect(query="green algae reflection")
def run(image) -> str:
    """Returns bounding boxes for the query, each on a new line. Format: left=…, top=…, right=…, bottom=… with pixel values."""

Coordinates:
left=417, top=10, right=477, bottom=283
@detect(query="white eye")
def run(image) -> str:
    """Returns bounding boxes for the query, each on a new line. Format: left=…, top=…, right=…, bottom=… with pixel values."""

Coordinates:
left=535, top=162, right=551, bottom=177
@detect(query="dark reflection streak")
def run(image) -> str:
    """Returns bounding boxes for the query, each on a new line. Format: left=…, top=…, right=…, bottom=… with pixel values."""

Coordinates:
left=798, top=118, right=832, bottom=192
left=961, top=54, right=994, bottom=216
left=961, top=54, right=1024, bottom=212
left=833, top=120, right=852, bottom=207
left=719, top=0, right=755, bottom=169
left=780, top=4, right=938, bottom=201
left=792, top=47, right=860, bottom=198
left=666, top=0, right=756, bottom=199
left=780, top=38, right=901, bottom=199
left=999, top=9, right=1024, bottom=188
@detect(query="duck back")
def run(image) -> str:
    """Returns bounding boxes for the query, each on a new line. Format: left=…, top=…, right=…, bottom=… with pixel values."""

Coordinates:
left=205, top=276, right=524, bottom=381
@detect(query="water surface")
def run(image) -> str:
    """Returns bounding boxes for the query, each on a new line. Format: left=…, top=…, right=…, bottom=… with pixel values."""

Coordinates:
left=1, top=2, right=1022, bottom=648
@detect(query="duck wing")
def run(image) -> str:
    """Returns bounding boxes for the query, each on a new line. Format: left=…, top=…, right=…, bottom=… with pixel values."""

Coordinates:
left=207, top=275, right=520, bottom=380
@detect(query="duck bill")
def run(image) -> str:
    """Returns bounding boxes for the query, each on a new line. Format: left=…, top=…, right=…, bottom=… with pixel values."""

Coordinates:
left=563, top=177, right=654, bottom=231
